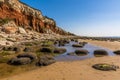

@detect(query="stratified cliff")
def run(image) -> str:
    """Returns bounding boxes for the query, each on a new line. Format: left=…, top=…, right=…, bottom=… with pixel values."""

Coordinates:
left=0, top=0, right=71, bottom=35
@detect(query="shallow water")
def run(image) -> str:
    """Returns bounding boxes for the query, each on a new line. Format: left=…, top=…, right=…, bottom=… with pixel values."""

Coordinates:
left=55, top=41, right=115, bottom=61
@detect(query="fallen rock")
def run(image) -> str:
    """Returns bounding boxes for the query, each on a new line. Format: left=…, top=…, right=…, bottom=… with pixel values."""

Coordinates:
left=92, top=63, right=119, bottom=71
left=67, top=52, right=76, bottom=56
left=23, top=47, right=31, bottom=52
left=2, top=21, right=18, bottom=34
left=40, top=47, right=53, bottom=53
left=94, top=49, right=108, bottom=57
left=8, top=57, right=31, bottom=65
left=18, top=27, right=27, bottom=34
left=54, top=48, right=66, bottom=54
left=17, top=53, right=37, bottom=61
left=113, top=50, right=120, bottom=55
left=75, top=49, right=88, bottom=56
left=72, top=44, right=83, bottom=47
left=36, top=55, right=56, bottom=66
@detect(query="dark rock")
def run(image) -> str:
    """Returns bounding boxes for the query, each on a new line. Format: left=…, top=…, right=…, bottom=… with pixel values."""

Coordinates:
left=72, top=44, right=83, bottom=47
left=13, top=47, right=21, bottom=52
left=94, top=49, right=108, bottom=57
left=75, top=49, right=88, bottom=56
left=54, top=48, right=66, bottom=54
left=8, top=57, right=31, bottom=65
left=114, top=50, right=120, bottom=55
left=23, top=47, right=31, bottom=52
left=17, top=53, right=37, bottom=61
left=40, top=47, right=53, bottom=53
left=36, top=55, right=56, bottom=66
left=2, top=46, right=13, bottom=51
left=79, top=42, right=88, bottom=46
left=92, top=63, right=119, bottom=71
left=67, top=52, right=76, bottom=56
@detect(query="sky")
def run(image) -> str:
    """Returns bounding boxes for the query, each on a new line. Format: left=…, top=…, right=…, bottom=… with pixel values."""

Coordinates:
left=21, top=0, right=120, bottom=37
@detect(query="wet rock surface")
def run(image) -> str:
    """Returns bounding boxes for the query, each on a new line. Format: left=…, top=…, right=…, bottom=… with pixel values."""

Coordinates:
left=8, top=57, right=31, bottom=65
left=36, top=55, right=56, bottom=66
left=94, top=49, right=108, bottom=57
left=92, top=63, right=119, bottom=71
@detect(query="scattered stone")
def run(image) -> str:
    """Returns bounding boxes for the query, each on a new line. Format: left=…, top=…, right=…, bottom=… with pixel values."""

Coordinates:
left=75, top=49, right=88, bottom=56
left=54, top=48, right=66, bottom=54
left=6, top=38, right=16, bottom=42
left=36, top=55, right=56, bottom=66
left=8, top=57, right=31, bottom=65
left=67, top=52, right=76, bottom=56
left=23, top=47, right=31, bottom=52
left=2, top=21, right=18, bottom=34
left=92, top=63, right=119, bottom=71
left=40, top=47, right=53, bottom=53
left=113, top=50, right=120, bottom=55
left=94, top=49, right=108, bottom=57
left=17, top=53, right=37, bottom=61
left=72, top=44, right=83, bottom=47
left=18, top=27, right=27, bottom=34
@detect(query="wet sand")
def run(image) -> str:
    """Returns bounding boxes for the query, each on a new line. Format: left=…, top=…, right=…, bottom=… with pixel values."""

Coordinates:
left=79, top=39, right=120, bottom=51
left=1, top=40, right=120, bottom=80
left=1, top=56, right=120, bottom=80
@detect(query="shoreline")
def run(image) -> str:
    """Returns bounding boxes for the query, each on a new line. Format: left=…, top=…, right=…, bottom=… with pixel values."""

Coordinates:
left=1, top=39, right=120, bottom=80
left=1, top=56, right=120, bottom=80
left=79, top=39, right=120, bottom=51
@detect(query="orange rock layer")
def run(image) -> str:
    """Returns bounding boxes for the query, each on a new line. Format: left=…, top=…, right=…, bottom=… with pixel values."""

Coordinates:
left=0, top=1, right=71, bottom=35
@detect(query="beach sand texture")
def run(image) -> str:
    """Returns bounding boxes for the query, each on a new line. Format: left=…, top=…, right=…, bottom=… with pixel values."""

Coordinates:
left=1, top=40, right=120, bottom=80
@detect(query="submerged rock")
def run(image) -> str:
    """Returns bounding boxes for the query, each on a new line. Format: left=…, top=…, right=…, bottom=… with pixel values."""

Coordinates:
left=67, top=52, right=76, bottom=56
left=54, top=48, right=66, bottom=54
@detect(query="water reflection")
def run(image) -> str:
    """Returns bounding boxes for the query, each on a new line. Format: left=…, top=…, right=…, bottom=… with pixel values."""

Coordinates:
left=55, top=41, right=115, bottom=61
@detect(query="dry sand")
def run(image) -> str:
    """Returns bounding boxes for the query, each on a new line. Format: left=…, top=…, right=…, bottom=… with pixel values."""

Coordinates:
left=1, top=40, right=120, bottom=80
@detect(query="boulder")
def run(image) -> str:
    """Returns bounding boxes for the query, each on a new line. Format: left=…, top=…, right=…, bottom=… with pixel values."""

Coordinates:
left=113, top=50, right=120, bottom=55
left=75, top=49, right=88, bottom=56
left=67, top=52, right=76, bottom=56
left=54, top=48, right=66, bottom=54
left=2, top=21, right=18, bottom=34
left=92, top=63, right=119, bottom=71
left=23, top=47, right=31, bottom=52
left=8, top=57, right=31, bottom=65
left=13, top=46, right=21, bottom=52
left=94, top=49, right=108, bottom=57
left=40, top=47, right=53, bottom=53
left=36, top=55, right=56, bottom=66
left=72, top=44, right=83, bottom=47
left=17, top=53, right=37, bottom=61
left=18, top=27, right=27, bottom=34
left=2, top=46, right=14, bottom=51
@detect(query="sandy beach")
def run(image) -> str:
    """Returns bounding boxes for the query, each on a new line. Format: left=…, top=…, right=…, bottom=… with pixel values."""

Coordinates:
left=79, top=39, right=120, bottom=51
left=1, top=56, right=120, bottom=80
left=1, top=40, right=120, bottom=80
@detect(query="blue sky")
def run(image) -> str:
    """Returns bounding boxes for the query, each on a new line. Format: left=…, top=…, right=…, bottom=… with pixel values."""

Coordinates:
left=21, top=0, right=120, bottom=37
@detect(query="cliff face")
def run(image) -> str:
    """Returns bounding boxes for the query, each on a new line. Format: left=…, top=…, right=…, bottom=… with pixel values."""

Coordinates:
left=0, top=0, right=70, bottom=35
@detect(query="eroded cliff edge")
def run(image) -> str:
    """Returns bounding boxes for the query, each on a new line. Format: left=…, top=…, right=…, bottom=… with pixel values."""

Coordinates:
left=0, top=0, right=71, bottom=35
